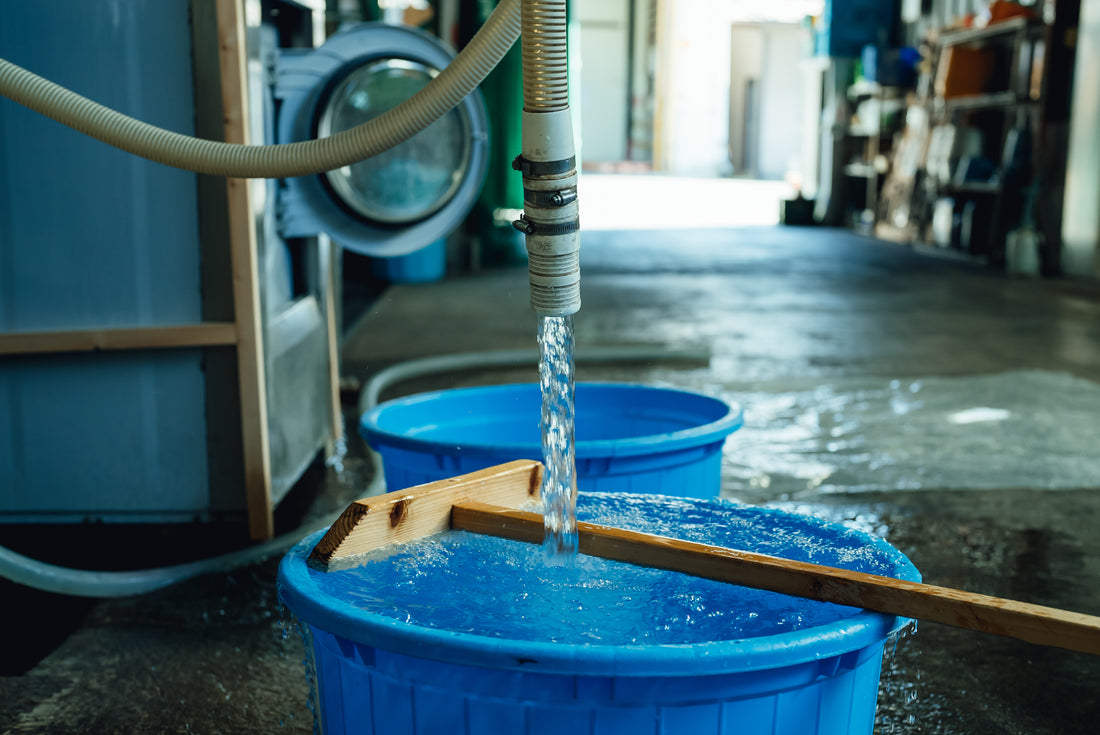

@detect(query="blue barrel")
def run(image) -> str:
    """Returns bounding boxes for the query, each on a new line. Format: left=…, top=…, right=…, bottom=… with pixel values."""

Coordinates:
left=278, top=493, right=920, bottom=735
left=360, top=383, right=743, bottom=498
left=371, top=239, right=447, bottom=283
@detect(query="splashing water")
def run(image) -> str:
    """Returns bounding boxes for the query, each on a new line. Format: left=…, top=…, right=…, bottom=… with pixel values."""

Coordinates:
left=294, top=614, right=323, bottom=735
left=876, top=620, right=921, bottom=733
left=279, top=606, right=322, bottom=734
left=304, top=493, right=916, bottom=645
left=538, top=315, right=578, bottom=560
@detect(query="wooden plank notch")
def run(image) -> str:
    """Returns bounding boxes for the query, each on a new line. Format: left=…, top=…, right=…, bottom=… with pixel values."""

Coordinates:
left=309, top=460, right=543, bottom=569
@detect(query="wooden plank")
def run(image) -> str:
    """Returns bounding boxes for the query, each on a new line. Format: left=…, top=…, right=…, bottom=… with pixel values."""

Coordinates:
left=190, top=0, right=247, bottom=517
left=216, top=0, right=274, bottom=540
left=451, top=501, right=1100, bottom=657
left=309, top=460, right=542, bottom=569
left=0, top=324, right=237, bottom=356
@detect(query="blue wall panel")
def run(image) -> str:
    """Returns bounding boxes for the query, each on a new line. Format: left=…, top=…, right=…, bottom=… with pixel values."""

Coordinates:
left=0, top=0, right=202, bottom=330
left=0, top=1, right=213, bottom=520
left=0, top=352, right=210, bottom=519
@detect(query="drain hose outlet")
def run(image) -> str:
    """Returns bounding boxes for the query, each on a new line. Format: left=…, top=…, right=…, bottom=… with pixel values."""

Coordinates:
left=515, top=0, right=580, bottom=316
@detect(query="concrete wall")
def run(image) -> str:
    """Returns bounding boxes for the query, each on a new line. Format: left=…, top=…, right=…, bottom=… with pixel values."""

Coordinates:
left=576, top=0, right=630, bottom=162
left=757, top=26, right=807, bottom=180
left=728, top=26, right=764, bottom=173
left=660, top=5, right=809, bottom=179
left=658, top=2, right=736, bottom=176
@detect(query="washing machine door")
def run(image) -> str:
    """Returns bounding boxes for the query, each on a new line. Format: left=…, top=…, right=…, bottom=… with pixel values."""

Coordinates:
left=275, top=23, right=488, bottom=257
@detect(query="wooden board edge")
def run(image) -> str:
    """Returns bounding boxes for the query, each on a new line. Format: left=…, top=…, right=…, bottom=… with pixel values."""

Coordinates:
left=308, top=460, right=543, bottom=570
left=451, top=501, right=1100, bottom=657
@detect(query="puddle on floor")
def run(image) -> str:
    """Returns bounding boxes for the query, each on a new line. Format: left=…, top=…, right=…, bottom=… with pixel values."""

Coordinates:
left=695, top=370, right=1100, bottom=503
left=409, top=365, right=1100, bottom=505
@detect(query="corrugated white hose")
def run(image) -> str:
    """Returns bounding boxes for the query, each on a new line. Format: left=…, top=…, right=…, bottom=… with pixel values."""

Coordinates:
left=521, top=0, right=569, bottom=113
left=517, top=0, right=580, bottom=316
left=0, top=0, right=521, bottom=178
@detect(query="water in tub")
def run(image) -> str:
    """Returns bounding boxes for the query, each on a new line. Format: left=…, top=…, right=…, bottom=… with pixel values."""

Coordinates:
left=313, top=493, right=908, bottom=644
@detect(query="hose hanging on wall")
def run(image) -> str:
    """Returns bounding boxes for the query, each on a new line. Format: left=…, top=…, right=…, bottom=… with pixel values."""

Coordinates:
left=516, top=0, right=581, bottom=316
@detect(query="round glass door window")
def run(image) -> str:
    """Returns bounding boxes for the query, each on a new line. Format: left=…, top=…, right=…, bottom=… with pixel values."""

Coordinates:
left=317, top=59, right=472, bottom=226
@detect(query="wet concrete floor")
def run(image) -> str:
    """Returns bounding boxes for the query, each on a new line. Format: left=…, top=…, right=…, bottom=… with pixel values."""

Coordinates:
left=2, top=226, right=1099, bottom=733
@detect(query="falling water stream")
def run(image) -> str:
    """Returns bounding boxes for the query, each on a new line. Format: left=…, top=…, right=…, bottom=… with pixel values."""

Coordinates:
left=537, top=315, right=578, bottom=560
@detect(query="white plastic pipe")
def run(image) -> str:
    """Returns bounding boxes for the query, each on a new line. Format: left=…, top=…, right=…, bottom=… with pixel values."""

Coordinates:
left=0, top=0, right=521, bottom=178
left=518, top=0, right=580, bottom=316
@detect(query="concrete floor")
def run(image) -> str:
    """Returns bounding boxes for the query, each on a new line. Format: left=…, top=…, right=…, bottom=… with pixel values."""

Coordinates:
left=3, top=225, right=1100, bottom=733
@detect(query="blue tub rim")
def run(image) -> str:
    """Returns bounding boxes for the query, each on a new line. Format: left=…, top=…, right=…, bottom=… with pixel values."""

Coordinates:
left=359, top=382, right=745, bottom=460
left=278, top=497, right=920, bottom=679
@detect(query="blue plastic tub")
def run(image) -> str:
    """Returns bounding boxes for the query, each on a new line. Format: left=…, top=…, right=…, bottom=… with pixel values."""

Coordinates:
left=360, top=383, right=743, bottom=498
left=279, top=493, right=920, bottom=735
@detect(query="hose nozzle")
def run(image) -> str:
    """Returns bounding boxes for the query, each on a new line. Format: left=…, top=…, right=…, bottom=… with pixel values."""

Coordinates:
left=515, top=108, right=580, bottom=316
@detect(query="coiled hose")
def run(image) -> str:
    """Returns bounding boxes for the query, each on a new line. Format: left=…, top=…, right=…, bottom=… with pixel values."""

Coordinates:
left=0, top=0, right=521, bottom=178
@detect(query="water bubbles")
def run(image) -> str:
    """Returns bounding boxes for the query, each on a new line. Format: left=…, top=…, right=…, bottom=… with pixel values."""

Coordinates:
left=311, top=494, right=915, bottom=646
left=877, top=620, right=922, bottom=732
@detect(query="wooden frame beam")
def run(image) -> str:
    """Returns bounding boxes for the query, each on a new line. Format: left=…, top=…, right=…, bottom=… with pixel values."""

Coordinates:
left=0, top=323, right=237, bottom=356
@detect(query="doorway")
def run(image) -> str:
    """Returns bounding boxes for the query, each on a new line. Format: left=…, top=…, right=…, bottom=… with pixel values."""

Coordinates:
left=575, top=0, right=824, bottom=229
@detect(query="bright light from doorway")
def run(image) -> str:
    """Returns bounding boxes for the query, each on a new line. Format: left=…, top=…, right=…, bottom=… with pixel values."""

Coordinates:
left=723, top=0, right=824, bottom=23
left=579, top=174, right=790, bottom=230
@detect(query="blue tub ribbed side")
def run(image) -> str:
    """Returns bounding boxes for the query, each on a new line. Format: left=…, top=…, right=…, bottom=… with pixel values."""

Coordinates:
left=307, top=626, right=889, bottom=735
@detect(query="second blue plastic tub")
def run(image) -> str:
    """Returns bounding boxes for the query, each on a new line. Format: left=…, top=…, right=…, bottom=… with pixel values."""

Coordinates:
left=360, top=383, right=743, bottom=498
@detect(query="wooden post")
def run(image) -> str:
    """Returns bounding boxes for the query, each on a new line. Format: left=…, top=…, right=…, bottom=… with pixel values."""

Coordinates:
left=216, top=0, right=274, bottom=540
